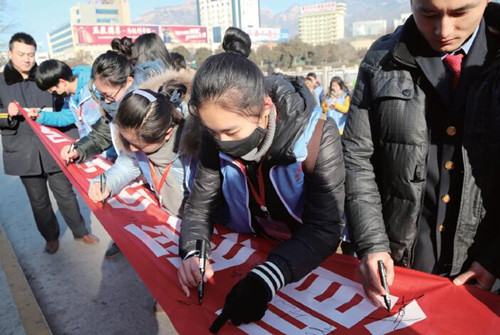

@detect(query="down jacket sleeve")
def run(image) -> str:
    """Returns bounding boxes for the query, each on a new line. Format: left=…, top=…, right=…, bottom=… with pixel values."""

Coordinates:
left=179, top=131, right=222, bottom=258
left=268, top=118, right=345, bottom=283
left=342, top=63, right=391, bottom=259
left=75, top=116, right=113, bottom=162
left=89, top=153, right=141, bottom=197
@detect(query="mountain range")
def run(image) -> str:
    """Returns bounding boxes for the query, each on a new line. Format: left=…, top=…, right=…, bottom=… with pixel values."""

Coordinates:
left=133, top=0, right=412, bottom=37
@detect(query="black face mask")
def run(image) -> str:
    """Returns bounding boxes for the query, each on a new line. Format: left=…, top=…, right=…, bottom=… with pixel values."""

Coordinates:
left=213, top=127, right=267, bottom=158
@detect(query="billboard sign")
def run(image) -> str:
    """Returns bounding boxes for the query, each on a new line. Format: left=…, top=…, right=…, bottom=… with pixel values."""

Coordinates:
left=245, top=27, right=290, bottom=42
left=301, top=2, right=339, bottom=15
left=74, top=24, right=160, bottom=45
left=160, top=26, right=208, bottom=44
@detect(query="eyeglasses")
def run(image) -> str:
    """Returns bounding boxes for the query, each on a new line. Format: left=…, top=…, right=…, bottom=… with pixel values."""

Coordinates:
left=92, top=83, right=124, bottom=103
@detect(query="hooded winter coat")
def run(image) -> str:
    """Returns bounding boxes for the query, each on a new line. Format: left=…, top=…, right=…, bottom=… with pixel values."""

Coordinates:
left=179, top=75, right=345, bottom=285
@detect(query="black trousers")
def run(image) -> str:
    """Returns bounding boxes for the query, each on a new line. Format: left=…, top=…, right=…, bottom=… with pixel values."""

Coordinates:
left=20, top=171, right=87, bottom=241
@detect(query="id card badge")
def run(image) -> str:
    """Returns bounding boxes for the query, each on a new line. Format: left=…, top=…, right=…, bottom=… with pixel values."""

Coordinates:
left=255, top=216, right=292, bottom=240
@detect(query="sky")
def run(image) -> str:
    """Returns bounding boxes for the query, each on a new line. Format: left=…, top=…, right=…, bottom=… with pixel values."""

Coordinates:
left=1, top=0, right=325, bottom=52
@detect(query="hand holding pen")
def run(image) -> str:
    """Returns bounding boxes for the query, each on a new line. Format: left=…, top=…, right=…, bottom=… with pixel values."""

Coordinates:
left=100, top=173, right=107, bottom=206
left=88, top=179, right=111, bottom=204
left=27, top=106, right=44, bottom=120
left=378, top=260, right=391, bottom=312
left=177, top=244, right=214, bottom=299
left=358, top=252, right=394, bottom=310
left=197, top=239, right=207, bottom=305
left=61, top=143, right=78, bottom=165
left=66, top=143, right=75, bottom=166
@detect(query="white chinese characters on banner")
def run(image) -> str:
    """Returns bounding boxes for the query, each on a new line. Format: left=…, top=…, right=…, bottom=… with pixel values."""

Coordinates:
left=124, top=219, right=427, bottom=335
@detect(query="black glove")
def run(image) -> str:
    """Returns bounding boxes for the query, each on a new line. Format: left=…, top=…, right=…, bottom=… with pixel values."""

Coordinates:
left=210, top=261, right=286, bottom=333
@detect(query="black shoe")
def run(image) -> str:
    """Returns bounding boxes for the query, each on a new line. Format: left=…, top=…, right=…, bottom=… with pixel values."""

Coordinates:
left=105, top=242, right=121, bottom=259
left=45, top=240, right=59, bottom=254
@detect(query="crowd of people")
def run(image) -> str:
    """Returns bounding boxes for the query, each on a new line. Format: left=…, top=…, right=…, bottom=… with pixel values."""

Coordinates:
left=0, top=0, right=499, bottom=330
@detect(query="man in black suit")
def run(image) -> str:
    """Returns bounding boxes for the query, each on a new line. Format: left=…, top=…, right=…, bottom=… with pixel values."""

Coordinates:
left=0, top=33, right=99, bottom=253
left=343, top=0, right=500, bottom=306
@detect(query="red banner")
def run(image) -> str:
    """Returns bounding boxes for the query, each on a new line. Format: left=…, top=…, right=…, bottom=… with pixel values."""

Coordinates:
left=21, top=108, right=500, bottom=334
left=160, top=26, right=208, bottom=44
left=74, top=24, right=160, bottom=46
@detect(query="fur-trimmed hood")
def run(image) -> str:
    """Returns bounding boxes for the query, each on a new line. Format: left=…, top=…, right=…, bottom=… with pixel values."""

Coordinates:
left=137, top=67, right=194, bottom=101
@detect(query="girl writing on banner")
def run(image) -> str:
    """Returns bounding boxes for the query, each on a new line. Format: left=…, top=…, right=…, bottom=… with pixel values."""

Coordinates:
left=60, top=34, right=168, bottom=163
left=87, top=72, right=200, bottom=217
left=322, top=76, right=351, bottom=135
left=61, top=34, right=171, bottom=259
left=177, top=27, right=345, bottom=329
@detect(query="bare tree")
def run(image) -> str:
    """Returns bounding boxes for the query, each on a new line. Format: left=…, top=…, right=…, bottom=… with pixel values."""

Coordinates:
left=193, top=47, right=212, bottom=68
left=172, top=45, right=190, bottom=59
left=64, top=51, right=94, bottom=68
left=0, top=0, right=15, bottom=51
left=0, top=53, right=7, bottom=67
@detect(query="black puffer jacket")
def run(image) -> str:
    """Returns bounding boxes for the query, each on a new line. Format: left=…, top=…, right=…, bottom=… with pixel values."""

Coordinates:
left=180, top=75, right=345, bottom=285
left=343, top=4, right=500, bottom=278
left=74, top=116, right=112, bottom=163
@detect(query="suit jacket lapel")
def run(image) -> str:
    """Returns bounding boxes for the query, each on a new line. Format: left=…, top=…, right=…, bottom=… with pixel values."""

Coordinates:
left=415, top=55, right=451, bottom=106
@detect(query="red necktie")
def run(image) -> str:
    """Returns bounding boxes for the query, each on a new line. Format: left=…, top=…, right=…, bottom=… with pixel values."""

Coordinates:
left=443, top=53, right=464, bottom=91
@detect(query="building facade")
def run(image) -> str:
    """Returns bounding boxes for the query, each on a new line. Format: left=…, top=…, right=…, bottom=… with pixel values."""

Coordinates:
left=197, top=0, right=260, bottom=43
left=352, top=20, right=387, bottom=37
left=393, top=13, right=411, bottom=30
left=299, top=2, right=346, bottom=46
left=48, top=0, right=131, bottom=58
left=47, top=0, right=210, bottom=60
left=71, top=0, right=131, bottom=25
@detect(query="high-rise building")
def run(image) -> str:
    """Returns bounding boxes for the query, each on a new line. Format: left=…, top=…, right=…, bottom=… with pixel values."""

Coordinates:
left=48, top=0, right=131, bottom=57
left=71, top=0, right=131, bottom=25
left=197, top=0, right=260, bottom=43
left=299, top=2, right=346, bottom=46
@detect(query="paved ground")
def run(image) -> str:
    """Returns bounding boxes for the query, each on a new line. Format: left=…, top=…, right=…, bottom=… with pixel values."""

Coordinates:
left=0, top=263, right=26, bottom=335
left=0, top=141, right=177, bottom=335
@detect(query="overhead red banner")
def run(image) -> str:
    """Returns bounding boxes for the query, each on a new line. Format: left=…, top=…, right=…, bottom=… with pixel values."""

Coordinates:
left=160, top=25, right=208, bottom=44
left=74, top=24, right=160, bottom=45
left=21, top=108, right=500, bottom=334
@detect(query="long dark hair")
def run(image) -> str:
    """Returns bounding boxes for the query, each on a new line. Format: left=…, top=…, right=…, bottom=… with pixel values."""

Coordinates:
left=115, top=88, right=184, bottom=149
left=328, top=76, right=350, bottom=97
left=132, top=33, right=171, bottom=67
left=189, top=27, right=265, bottom=119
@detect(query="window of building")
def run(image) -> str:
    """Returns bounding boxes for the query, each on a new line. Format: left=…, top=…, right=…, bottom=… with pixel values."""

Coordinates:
left=51, top=23, right=71, bottom=36
left=50, top=30, right=73, bottom=43
left=95, top=9, right=119, bottom=15
left=52, top=37, right=73, bottom=50
left=97, top=18, right=114, bottom=23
